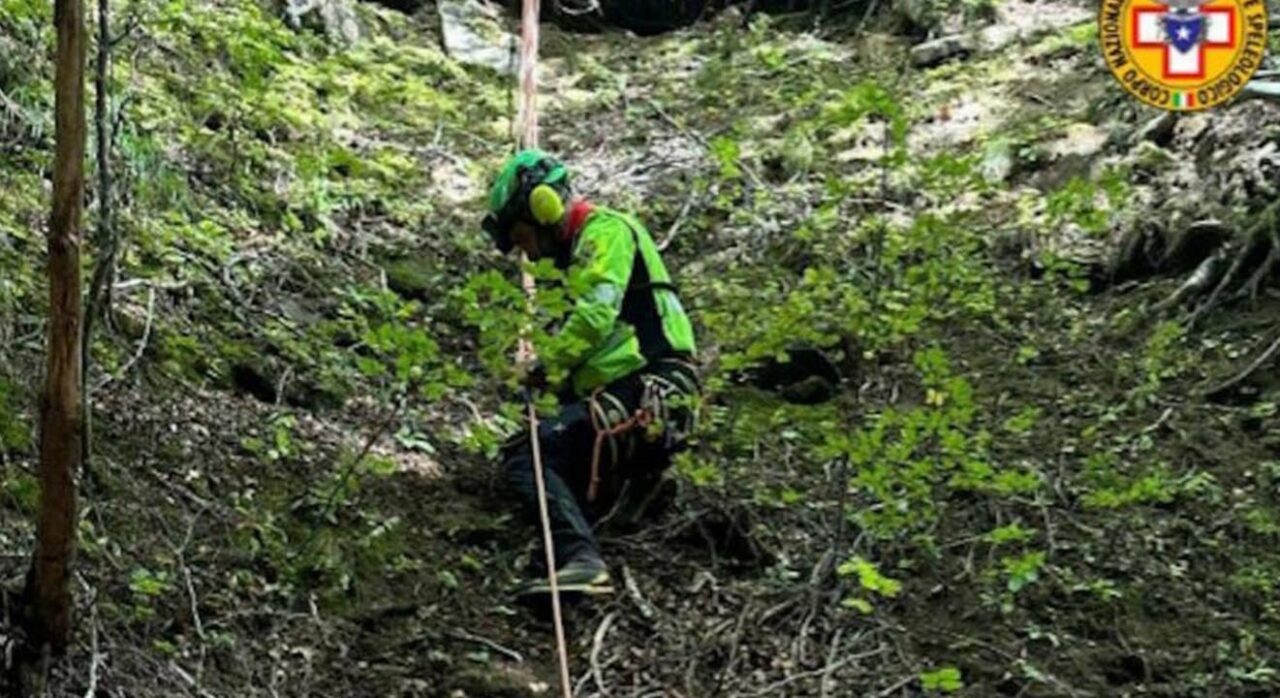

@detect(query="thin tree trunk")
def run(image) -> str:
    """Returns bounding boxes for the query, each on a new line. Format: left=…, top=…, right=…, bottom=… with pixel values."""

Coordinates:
left=83, top=0, right=115, bottom=480
left=26, top=0, right=87, bottom=654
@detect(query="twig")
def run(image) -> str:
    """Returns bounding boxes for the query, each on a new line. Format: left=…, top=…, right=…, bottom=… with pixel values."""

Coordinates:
left=711, top=602, right=752, bottom=696
left=183, top=565, right=205, bottom=642
left=109, top=11, right=142, bottom=47
left=168, top=661, right=218, bottom=698
left=98, top=285, right=154, bottom=390
left=819, top=628, right=844, bottom=698
left=273, top=365, right=293, bottom=407
left=1142, top=406, right=1174, bottom=433
left=314, top=392, right=408, bottom=519
left=111, top=278, right=189, bottom=292
left=1205, top=331, right=1280, bottom=398
left=447, top=630, right=524, bottom=663
left=591, top=612, right=616, bottom=696
left=746, top=646, right=886, bottom=696
left=622, top=564, right=658, bottom=623
left=857, top=0, right=881, bottom=30
left=83, top=604, right=100, bottom=698
left=874, top=673, right=915, bottom=697
left=146, top=468, right=220, bottom=514
left=1240, top=228, right=1280, bottom=299
left=658, top=192, right=697, bottom=252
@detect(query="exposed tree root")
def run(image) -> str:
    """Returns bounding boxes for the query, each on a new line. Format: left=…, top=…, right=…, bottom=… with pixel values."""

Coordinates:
left=1185, top=234, right=1260, bottom=329
left=1239, top=228, right=1280, bottom=301
left=1152, top=250, right=1227, bottom=315
left=1144, top=202, right=1280, bottom=323
left=1204, top=331, right=1280, bottom=399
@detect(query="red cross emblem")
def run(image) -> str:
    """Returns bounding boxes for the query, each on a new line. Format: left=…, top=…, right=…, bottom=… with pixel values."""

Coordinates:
left=1131, top=4, right=1237, bottom=79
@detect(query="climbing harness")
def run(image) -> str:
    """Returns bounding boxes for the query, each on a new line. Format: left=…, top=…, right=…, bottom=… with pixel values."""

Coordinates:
left=586, top=390, right=649, bottom=503
left=585, top=359, right=701, bottom=504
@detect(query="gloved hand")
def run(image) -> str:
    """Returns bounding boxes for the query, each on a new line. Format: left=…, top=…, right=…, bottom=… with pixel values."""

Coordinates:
left=517, top=360, right=549, bottom=391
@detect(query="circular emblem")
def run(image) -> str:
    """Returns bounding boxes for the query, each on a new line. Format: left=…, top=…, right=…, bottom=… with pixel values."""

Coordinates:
left=1099, top=0, right=1269, bottom=111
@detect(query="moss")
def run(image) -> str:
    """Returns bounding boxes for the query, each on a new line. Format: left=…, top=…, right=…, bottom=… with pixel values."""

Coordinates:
left=384, top=255, right=440, bottom=301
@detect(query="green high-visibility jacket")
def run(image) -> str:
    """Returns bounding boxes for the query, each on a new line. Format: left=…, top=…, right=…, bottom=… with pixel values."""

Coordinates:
left=542, top=207, right=697, bottom=397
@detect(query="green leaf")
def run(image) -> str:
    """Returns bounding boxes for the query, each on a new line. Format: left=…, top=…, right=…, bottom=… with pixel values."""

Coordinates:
left=837, top=556, right=902, bottom=598
left=1003, top=551, right=1047, bottom=594
left=365, top=455, right=398, bottom=477
left=921, top=666, right=964, bottom=693
left=842, top=597, right=874, bottom=614
left=2, top=472, right=39, bottom=513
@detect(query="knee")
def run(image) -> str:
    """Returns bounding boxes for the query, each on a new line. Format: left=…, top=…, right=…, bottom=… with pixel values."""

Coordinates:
left=499, top=425, right=529, bottom=469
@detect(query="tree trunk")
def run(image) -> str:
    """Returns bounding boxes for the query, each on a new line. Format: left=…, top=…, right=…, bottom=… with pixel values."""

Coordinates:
left=83, top=0, right=115, bottom=482
left=26, top=0, right=86, bottom=654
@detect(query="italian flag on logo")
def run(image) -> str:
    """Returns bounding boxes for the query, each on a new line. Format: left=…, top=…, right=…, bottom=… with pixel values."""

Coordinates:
left=1172, top=91, right=1197, bottom=108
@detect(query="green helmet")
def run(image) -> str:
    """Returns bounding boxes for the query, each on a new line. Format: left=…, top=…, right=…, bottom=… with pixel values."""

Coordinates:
left=483, top=149, right=569, bottom=252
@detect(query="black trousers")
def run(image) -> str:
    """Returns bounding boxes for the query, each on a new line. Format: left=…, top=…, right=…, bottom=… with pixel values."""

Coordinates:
left=501, top=359, right=698, bottom=566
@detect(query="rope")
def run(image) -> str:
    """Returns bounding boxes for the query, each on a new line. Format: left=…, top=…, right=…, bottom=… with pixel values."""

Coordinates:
left=512, top=1, right=573, bottom=696
left=586, top=393, right=651, bottom=503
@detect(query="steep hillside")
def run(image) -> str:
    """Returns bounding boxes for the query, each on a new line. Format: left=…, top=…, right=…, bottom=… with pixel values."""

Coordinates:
left=3, top=0, right=1280, bottom=695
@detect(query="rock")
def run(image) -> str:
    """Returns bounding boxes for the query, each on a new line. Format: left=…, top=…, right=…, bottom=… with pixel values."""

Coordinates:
left=1030, top=122, right=1107, bottom=189
left=1130, top=141, right=1174, bottom=173
left=1050, top=123, right=1107, bottom=160
left=910, top=34, right=976, bottom=68
left=283, top=0, right=360, bottom=45
left=384, top=255, right=438, bottom=301
left=981, top=137, right=1015, bottom=183
left=437, top=0, right=516, bottom=75
left=899, top=0, right=943, bottom=33
left=976, top=2, right=1091, bottom=52
left=1133, top=112, right=1177, bottom=147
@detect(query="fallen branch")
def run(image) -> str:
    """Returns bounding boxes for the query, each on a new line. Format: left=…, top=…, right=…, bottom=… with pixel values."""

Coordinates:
left=1204, top=331, right=1280, bottom=398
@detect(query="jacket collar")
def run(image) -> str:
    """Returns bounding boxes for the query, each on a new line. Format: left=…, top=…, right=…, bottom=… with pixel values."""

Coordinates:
left=563, top=198, right=595, bottom=241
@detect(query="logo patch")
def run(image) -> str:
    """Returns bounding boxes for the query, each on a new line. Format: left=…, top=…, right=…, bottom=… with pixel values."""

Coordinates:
left=1099, top=0, right=1269, bottom=111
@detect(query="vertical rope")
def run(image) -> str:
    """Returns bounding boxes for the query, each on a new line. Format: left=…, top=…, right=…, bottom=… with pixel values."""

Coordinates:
left=514, top=0, right=574, bottom=696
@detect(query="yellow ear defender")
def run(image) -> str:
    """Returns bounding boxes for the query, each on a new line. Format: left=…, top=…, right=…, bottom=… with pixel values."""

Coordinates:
left=529, top=183, right=565, bottom=226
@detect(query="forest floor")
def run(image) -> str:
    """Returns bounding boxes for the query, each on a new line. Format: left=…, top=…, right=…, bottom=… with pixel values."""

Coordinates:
left=3, top=0, right=1280, bottom=695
